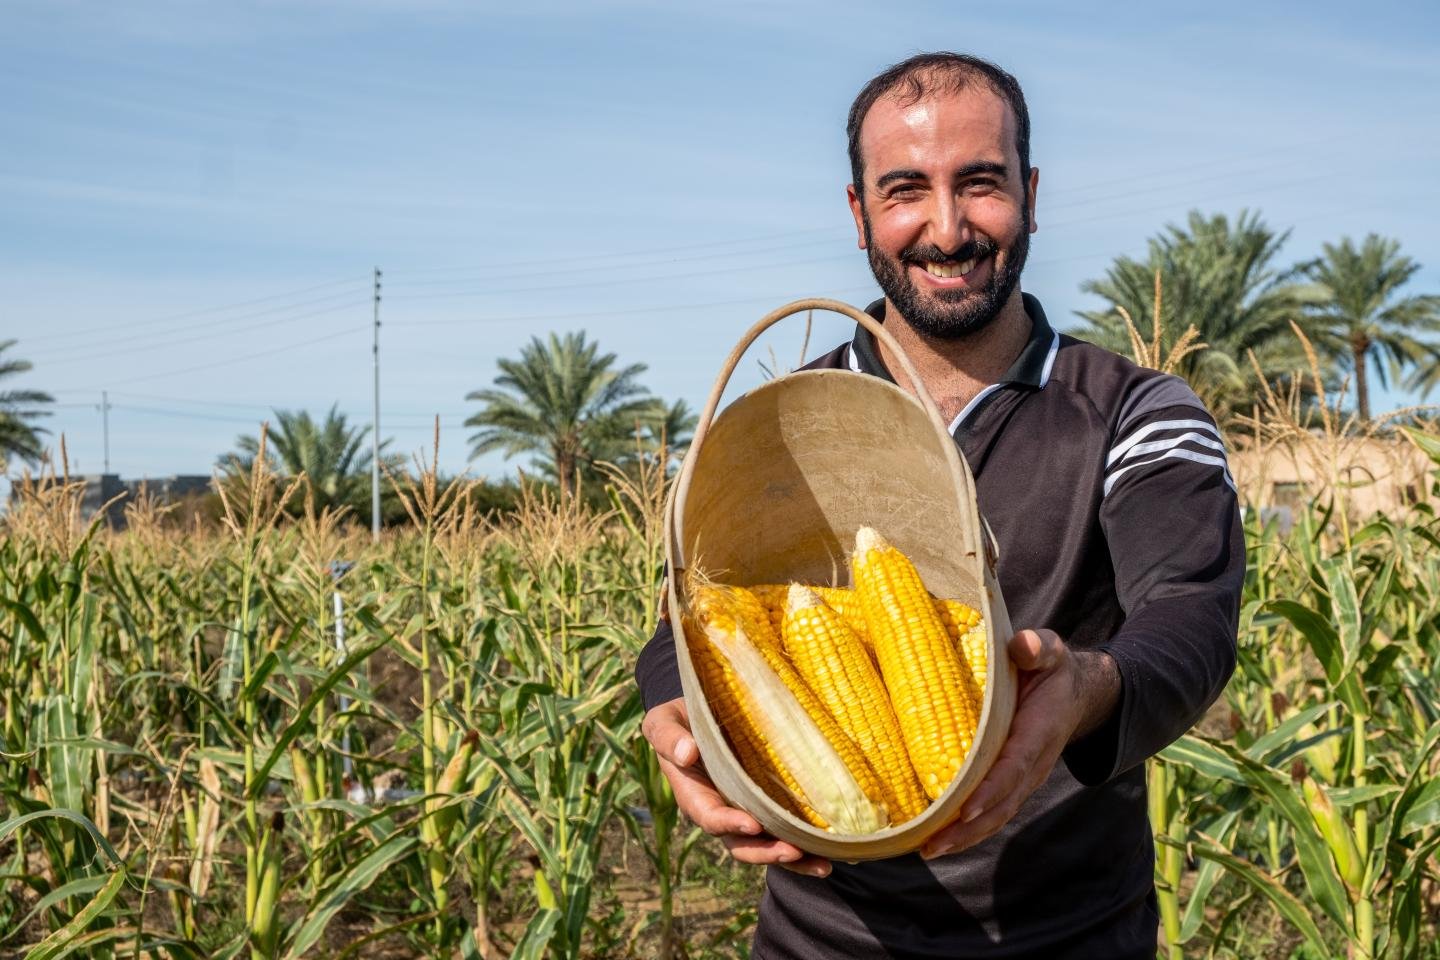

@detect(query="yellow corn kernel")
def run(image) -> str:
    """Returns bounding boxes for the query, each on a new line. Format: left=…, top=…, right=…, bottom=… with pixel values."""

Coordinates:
left=687, top=579, right=891, bottom=831
left=937, top=599, right=987, bottom=707
left=959, top=623, right=988, bottom=701
left=851, top=527, right=980, bottom=799
left=747, top=583, right=789, bottom=635
left=684, top=612, right=828, bottom=827
left=781, top=585, right=930, bottom=823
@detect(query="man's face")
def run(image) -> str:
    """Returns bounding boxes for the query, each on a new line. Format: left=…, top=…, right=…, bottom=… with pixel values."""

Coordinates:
left=847, top=85, right=1039, bottom=340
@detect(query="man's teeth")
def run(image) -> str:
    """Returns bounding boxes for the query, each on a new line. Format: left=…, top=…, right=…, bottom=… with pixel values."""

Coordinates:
left=922, top=258, right=978, bottom=279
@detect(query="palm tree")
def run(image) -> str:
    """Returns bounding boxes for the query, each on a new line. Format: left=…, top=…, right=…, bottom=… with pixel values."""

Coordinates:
left=220, top=405, right=392, bottom=517
left=1303, top=234, right=1440, bottom=422
left=1071, top=210, right=1313, bottom=421
left=0, top=339, right=54, bottom=469
left=465, top=331, right=662, bottom=499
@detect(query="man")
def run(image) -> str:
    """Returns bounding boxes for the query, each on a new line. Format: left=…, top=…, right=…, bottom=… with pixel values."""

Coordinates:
left=636, top=52, right=1243, bottom=958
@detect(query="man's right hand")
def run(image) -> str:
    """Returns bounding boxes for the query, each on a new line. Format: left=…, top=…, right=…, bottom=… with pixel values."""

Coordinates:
left=641, top=696, right=832, bottom=878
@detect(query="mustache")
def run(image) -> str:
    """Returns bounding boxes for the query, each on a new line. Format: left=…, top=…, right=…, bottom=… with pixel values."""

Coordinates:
left=900, top=236, right=1000, bottom=265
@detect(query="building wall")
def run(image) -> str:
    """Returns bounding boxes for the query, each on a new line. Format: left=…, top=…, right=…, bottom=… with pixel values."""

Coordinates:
left=1230, top=436, right=1433, bottom=521
left=6, top=474, right=214, bottom=528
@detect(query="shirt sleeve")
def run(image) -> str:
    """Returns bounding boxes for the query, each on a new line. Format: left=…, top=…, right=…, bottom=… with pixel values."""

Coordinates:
left=1063, top=398, right=1245, bottom=785
left=635, top=611, right=685, bottom=712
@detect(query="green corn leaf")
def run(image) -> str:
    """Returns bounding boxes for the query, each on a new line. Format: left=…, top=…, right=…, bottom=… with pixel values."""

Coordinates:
left=1403, top=425, right=1440, bottom=466
left=21, top=865, right=127, bottom=960
left=1245, top=702, right=1335, bottom=763
left=1317, top=558, right=1362, bottom=678
left=510, top=908, right=560, bottom=960
left=1219, top=743, right=1354, bottom=932
left=240, top=649, right=281, bottom=704
left=1398, top=779, right=1440, bottom=837
left=1175, top=835, right=1330, bottom=956
left=1, top=597, right=48, bottom=646
left=43, top=695, right=86, bottom=814
left=249, top=637, right=387, bottom=799
left=1327, top=784, right=1401, bottom=808
left=1158, top=735, right=1242, bottom=784
left=0, top=808, right=123, bottom=866
left=1177, top=812, right=1239, bottom=943
left=1263, top=600, right=1367, bottom=716
left=1, top=874, right=110, bottom=945
left=283, top=833, right=418, bottom=959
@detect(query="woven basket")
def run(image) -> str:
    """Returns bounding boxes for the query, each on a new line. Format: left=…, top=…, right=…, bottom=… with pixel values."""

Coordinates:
left=664, top=298, right=1017, bottom=861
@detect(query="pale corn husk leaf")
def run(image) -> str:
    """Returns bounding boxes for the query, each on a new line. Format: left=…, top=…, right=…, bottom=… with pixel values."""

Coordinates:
left=707, top=623, right=886, bottom=835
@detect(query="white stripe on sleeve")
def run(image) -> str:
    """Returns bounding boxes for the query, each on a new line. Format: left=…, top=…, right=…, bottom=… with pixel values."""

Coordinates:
left=1104, top=448, right=1235, bottom=497
left=1114, top=431, right=1227, bottom=463
left=1107, top=418, right=1222, bottom=467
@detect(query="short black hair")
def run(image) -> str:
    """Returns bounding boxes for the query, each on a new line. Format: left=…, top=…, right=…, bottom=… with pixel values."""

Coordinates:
left=846, top=52, right=1031, bottom=197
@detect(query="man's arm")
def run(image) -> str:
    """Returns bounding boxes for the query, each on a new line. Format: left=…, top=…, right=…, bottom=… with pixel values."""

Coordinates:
left=922, top=397, right=1242, bottom=857
left=1063, top=400, right=1244, bottom=784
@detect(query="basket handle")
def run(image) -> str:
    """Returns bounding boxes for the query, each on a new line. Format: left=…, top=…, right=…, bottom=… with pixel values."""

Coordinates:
left=670, top=297, right=972, bottom=568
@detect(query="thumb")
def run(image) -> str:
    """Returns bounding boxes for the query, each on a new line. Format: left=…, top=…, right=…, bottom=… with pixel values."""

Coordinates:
left=643, top=699, right=701, bottom=768
left=1008, top=629, right=1063, bottom=672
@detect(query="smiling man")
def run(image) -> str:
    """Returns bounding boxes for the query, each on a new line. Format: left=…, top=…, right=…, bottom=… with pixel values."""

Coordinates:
left=637, top=52, right=1244, bottom=958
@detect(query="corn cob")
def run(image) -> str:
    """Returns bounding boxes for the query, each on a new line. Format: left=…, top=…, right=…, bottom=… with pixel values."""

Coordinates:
left=704, top=619, right=887, bottom=834
left=937, top=600, right=987, bottom=708
left=851, top=527, right=980, bottom=799
left=1301, top=774, right=1364, bottom=892
left=687, top=580, right=889, bottom=831
left=757, top=585, right=981, bottom=657
left=683, top=609, right=828, bottom=827
left=781, top=585, right=930, bottom=823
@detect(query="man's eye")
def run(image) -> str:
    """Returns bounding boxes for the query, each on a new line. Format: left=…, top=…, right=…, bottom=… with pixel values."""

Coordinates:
left=888, top=184, right=922, bottom=198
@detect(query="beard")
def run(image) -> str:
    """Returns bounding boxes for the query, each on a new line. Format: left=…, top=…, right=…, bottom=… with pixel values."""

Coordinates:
left=863, top=208, right=1030, bottom=340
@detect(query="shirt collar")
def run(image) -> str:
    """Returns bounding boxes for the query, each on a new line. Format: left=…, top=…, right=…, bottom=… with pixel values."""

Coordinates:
left=848, top=292, right=1059, bottom=389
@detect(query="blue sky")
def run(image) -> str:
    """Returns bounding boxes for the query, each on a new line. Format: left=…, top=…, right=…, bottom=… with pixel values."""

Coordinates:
left=5, top=0, right=1438, bottom=486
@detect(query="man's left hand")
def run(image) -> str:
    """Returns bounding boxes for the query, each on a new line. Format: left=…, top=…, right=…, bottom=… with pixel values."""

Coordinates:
left=919, top=629, right=1119, bottom=860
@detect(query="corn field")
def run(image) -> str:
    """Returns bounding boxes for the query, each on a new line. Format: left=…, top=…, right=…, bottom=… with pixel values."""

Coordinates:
left=3, top=415, right=1439, bottom=958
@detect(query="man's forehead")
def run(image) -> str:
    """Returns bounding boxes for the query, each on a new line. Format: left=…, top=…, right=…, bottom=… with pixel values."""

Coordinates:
left=858, top=86, right=1015, bottom=168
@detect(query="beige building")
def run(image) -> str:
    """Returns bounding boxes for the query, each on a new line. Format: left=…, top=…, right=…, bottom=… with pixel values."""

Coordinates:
left=1229, top=433, right=1434, bottom=524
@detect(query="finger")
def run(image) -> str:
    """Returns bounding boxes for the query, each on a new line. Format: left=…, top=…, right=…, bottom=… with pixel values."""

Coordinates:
left=659, top=754, right=762, bottom=837
left=642, top=700, right=701, bottom=768
left=921, top=784, right=1023, bottom=858
left=723, top=835, right=832, bottom=877
left=955, top=702, right=1058, bottom=824
left=1008, top=629, right=1063, bottom=672
left=956, top=748, right=1030, bottom=829
left=925, top=736, right=1064, bottom=859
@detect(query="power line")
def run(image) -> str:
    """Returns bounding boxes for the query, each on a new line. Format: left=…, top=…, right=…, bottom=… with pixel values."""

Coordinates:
left=387, top=253, right=864, bottom=303
left=386, top=225, right=848, bottom=276
left=51, top=390, right=471, bottom=420
left=385, top=235, right=849, bottom=289
left=28, top=297, right=372, bottom=366
left=17, top=276, right=369, bottom=345
left=51, top=324, right=369, bottom=391
left=388, top=285, right=880, bottom=327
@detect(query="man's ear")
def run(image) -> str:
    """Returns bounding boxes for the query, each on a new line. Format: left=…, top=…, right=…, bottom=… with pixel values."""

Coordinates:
left=846, top=183, right=867, bottom=250
left=1026, top=166, right=1039, bottom=233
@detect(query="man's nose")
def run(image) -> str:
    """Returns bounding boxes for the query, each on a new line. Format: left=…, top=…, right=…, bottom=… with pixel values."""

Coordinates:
left=925, top=194, right=972, bottom=255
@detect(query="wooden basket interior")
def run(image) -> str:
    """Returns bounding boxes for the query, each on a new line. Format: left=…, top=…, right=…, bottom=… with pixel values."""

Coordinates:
left=669, top=368, right=1010, bottom=860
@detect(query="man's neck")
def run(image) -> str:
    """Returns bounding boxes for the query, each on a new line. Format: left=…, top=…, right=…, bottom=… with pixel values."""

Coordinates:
left=875, top=291, right=1034, bottom=425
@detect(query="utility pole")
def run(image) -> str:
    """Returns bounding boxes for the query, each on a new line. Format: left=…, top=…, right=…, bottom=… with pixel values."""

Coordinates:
left=99, top=390, right=112, bottom=474
left=371, top=267, right=382, bottom=543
